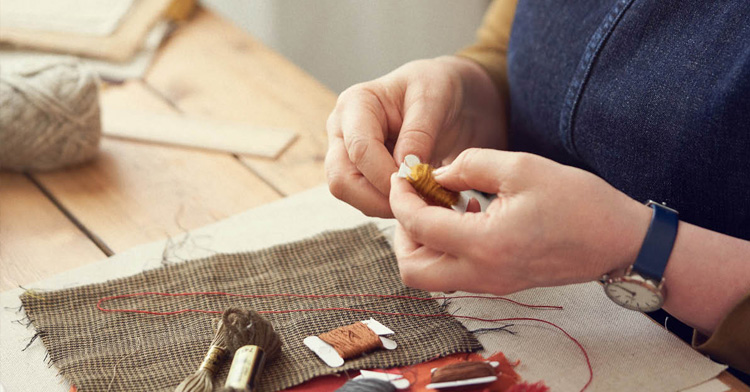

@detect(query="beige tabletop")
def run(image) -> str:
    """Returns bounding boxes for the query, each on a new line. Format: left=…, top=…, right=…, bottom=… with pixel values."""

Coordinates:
left=0, top=8, right=746, bottom=392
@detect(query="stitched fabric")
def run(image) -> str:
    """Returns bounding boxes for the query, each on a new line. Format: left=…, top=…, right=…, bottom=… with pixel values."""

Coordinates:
left=20, top=224, right=481, bottom=392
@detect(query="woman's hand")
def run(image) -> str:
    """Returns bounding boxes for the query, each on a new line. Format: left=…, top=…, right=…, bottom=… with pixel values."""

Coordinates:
left=325, top=56, right=506, bottom=218
left=390, top=148, right=652, bottom=294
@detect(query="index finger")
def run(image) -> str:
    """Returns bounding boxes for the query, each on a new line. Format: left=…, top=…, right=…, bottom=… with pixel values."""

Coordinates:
left=340, top=96, right=399, bottom=195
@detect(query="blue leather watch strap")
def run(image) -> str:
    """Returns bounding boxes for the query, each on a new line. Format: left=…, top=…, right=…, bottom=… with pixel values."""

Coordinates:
left=632, top=202, right=679, bottom=281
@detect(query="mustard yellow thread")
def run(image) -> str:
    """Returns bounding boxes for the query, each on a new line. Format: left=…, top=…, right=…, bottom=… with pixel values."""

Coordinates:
left=407, top=163, right=459, bottom=208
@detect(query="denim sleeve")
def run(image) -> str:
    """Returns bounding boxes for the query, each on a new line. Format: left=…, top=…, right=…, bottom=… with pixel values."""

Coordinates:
left=455, top=0, right=517, bottom=102
left=693, top=292, right=750, bottom=374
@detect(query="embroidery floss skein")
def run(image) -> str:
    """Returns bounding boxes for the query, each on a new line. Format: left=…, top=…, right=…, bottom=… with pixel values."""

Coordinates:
left=335, top=378, right=396, bottom=392
left=318, top=321, right=384, bottom=359
left=220, top=315, right=283, bottom=392
left=430, top=361, right=496, bottom=383
left=0, top=57, right=101, bottom=171
left=175, top=308, right=281, bottom=392
left=397, top=155, right=464, bottom=209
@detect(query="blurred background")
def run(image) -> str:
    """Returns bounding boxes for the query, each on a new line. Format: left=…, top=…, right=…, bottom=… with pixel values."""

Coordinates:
left=202, top=0, right=490, bottom=92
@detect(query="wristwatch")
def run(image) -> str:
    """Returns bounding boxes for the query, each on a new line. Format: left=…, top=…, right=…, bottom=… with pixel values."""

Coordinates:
left=602, top=200, right=679, bottom=312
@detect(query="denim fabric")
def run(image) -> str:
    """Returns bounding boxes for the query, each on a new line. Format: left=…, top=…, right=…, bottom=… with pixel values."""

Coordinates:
left=508, top=0, right=750, bottom=240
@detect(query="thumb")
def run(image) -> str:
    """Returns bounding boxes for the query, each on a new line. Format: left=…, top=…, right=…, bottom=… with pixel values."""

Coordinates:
left=432, top=148, right=516, bottom=194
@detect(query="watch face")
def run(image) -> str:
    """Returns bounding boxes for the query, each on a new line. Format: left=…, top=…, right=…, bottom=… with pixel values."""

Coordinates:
left=604, top=279, right=663, bottom=312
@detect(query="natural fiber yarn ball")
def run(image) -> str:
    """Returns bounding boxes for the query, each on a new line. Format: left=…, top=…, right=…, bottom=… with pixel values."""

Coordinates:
left=0, top=58, right=101, bottom=171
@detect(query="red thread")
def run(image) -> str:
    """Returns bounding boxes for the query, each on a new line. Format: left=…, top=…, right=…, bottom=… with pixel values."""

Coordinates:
left=96, top=291, right=562, bottom=312
left=95, top=292, right=590, bottom=391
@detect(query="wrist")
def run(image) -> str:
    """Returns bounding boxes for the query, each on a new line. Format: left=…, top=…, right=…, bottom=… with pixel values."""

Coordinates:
left=599, top=198, right=653, bottom=278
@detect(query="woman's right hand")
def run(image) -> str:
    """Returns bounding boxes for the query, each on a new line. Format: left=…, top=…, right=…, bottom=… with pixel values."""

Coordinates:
left=325, top=55, right=507, bottom=217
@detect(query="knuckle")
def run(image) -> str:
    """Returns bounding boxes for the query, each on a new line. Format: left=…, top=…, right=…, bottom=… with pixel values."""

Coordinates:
left=506, top=152, right=535, bottom=174
left=325, top=112, right=338, bottom=135
left=345, top=136, right=370, bottom=166
left=327, top=174, right=347, bottom=202
left=338, top=82, right=376, bottom=104
left=401, top=215, right=426, bottom=243
left=398, top=265, right=422, bottom=289
left=325, top=163, right=348, bottom=201
left=454, top=148, right=480, bottom=175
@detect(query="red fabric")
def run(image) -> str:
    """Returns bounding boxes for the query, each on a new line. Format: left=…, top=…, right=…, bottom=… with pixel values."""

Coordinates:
left=286, top=352, right=523, bottom=392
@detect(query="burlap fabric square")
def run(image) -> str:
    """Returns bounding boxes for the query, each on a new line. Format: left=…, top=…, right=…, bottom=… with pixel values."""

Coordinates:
left=20, top=224, right=481, bottom=392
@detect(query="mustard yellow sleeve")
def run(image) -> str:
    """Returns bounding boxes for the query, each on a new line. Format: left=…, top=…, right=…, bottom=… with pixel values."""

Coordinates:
left=693, top=292, right=750, bottom=374
left=456, top=0, right=518, bottom=101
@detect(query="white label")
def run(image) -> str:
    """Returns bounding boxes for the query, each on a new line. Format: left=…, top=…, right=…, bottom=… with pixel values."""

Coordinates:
left=379, top=336, right=397, bottom=350
left=303, top=336, right=344, bottom=368
left=357, top=370, right=410, bottom=390
left=362, top=318, right=395, bottom=335
left=404, top=154, right=421, bottom=167
left=426, top=376, right=498, bottom=390
left=397, top=162, right=412, bottom=178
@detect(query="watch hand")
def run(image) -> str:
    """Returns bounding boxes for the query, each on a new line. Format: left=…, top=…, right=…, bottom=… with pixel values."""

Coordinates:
left=618, top=286, right=637, bottom=296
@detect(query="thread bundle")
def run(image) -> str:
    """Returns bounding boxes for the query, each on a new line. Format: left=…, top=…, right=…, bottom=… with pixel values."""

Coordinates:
left=0, top=58, right=101, bottom=171
left=175, top=308, right=281, bottom=392
left=318, top=321, right=384, bottom=359
left=406, top=163, right=459, bottom=208
left=431, top=361, right=496, bottom=383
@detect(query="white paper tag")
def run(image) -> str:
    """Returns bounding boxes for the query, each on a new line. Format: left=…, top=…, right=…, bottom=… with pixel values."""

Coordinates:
left=303, top=336, right=344, bottom=367
left=362, top=318, right=395, bottom=335
left=379, top=336, right=397, bottom=350
left=398, top=154, right=420, bottom=179
left=357, top=370, right=410, bottom=389
left=426, top=376, right=498, bottom=389
left=404, top=154, right=421, bottom=167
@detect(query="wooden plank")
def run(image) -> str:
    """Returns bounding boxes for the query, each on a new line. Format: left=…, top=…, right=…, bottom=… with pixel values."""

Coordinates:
left=102, top=107, right=297, bottom=159
left=718, top=372, right=750, bottom=392
left=145, top=9, right=337, bottom=196
left=0, top=0, right=172, bottom=62
left=31, top=81, right=282, bottom=252
left=0, top=173, right=104, bottom=290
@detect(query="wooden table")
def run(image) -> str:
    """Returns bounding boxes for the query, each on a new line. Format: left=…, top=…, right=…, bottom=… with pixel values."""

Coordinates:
left=0, top=9, right=746, bottom=392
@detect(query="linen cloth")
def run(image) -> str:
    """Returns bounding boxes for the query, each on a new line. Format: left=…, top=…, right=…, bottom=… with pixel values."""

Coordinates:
left=19, top=224, right=480, bottom=392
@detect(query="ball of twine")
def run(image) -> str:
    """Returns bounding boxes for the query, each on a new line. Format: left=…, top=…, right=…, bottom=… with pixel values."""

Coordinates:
left=0, top=58, right=101, bottom=172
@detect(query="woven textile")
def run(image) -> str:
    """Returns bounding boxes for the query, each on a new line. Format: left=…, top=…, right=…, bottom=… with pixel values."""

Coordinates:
left=20, top=224, right=481, bottom=392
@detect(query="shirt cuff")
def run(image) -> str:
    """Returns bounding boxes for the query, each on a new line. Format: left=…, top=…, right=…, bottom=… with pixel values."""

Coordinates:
left=693, top=291, right=750, bottom=374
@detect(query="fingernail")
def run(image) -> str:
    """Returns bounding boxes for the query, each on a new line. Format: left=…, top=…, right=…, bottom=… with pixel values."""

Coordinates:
left=432, top=165, right=449, bottom=177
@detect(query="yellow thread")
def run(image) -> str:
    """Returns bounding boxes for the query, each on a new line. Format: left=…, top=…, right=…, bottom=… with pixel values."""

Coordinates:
left=407, top=163, right=459, bottom=208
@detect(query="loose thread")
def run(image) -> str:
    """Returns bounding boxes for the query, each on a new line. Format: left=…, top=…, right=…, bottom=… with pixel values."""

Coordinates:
left=106, top=338, right=142, bottom=392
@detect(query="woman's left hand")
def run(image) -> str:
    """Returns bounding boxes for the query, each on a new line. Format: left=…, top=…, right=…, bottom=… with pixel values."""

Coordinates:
left=389, top=148, right=652, bottom=294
